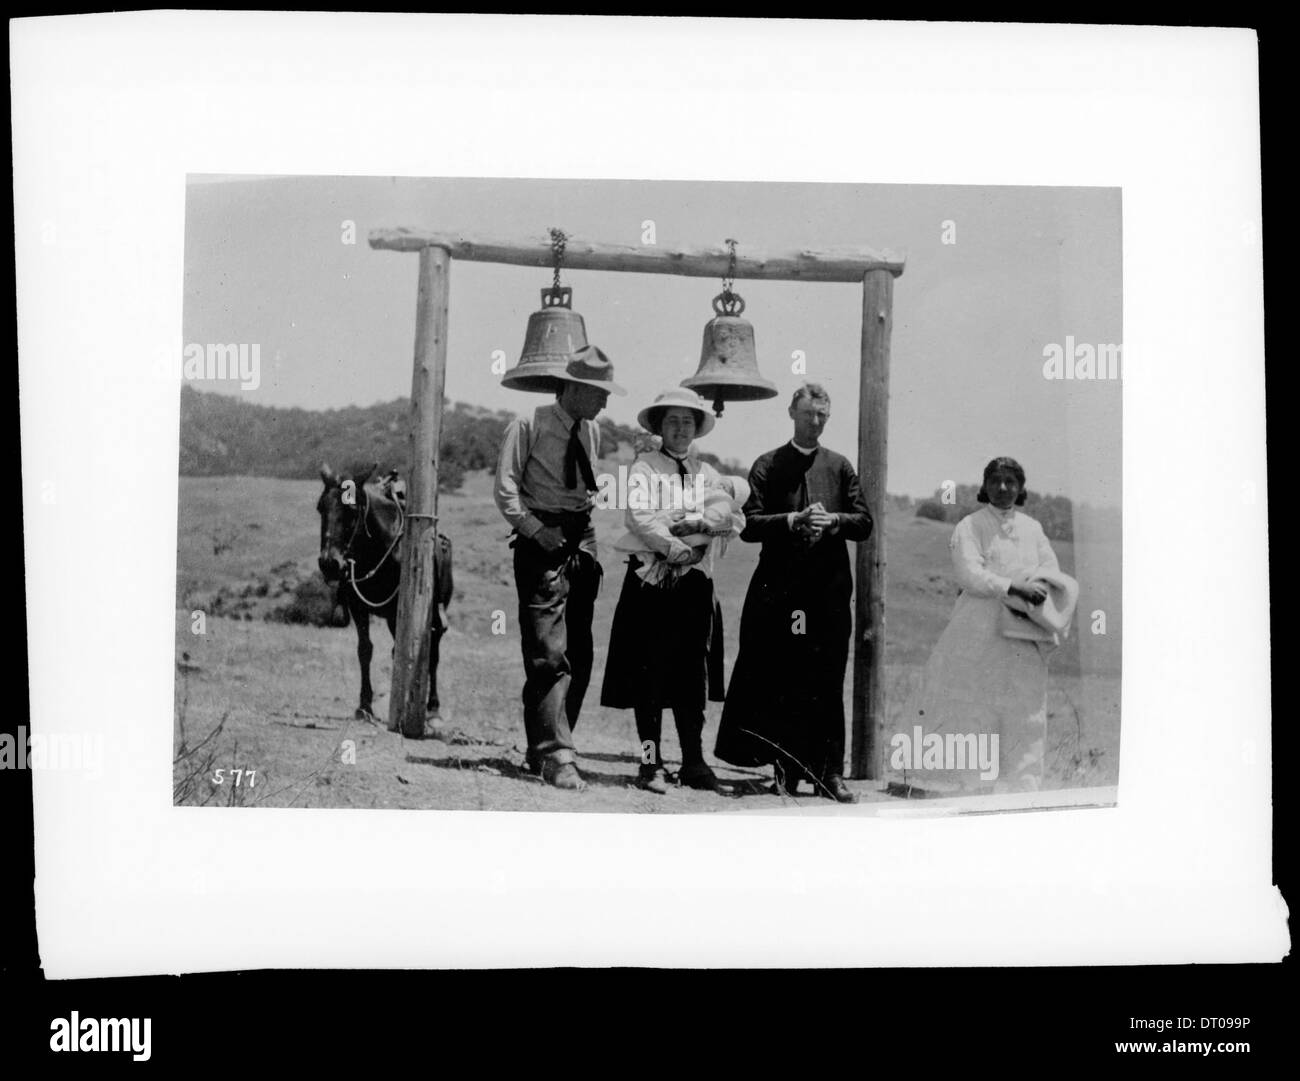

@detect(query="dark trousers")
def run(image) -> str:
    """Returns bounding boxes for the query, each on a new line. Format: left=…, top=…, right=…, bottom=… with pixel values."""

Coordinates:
left=512, top=521, right=601, bottom=766
left=635, top=705, right=705, bottom=772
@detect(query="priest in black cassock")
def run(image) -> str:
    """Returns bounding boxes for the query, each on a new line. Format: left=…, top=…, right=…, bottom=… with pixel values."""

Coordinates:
left=714, top=383, right=872, bottom=803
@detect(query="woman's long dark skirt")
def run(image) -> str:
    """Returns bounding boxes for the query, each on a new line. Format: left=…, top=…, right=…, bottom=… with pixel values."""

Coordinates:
left=600, top=558, right=725, bottom=710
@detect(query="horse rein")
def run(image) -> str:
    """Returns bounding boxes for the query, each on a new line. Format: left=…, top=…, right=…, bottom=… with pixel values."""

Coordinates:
left=343, top=486, right=405, bottom=609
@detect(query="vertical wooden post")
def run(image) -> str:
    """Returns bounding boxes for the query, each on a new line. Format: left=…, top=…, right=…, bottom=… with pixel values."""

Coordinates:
left=851, top=268, right=893, bottom=780
left=389, top=245, right=450, bottom=738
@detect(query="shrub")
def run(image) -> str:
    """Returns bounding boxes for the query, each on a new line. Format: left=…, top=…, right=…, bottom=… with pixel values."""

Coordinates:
left=272, top=576, right=349, bottom=627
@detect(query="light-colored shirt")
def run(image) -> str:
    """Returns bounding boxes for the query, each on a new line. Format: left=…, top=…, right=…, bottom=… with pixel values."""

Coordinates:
left=494, top=402, right=600, bottom=538
left=950, top=505, right=1060, bottom=597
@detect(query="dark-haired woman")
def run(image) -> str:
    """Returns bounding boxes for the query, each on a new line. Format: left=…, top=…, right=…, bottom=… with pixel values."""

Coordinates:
left=901, top=458, right=1065, bottom=793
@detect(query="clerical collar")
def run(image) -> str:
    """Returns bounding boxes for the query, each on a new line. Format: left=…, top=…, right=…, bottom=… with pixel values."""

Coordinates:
left=790, top=440, right=818, bottom=456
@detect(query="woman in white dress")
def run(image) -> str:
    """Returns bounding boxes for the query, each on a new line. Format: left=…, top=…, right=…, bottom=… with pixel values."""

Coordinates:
left=901, top=457, right=1062, bottom=794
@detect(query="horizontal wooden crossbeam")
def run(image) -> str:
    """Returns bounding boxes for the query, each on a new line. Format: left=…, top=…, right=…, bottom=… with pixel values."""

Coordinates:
left=369, top=229, right=905, bottom=281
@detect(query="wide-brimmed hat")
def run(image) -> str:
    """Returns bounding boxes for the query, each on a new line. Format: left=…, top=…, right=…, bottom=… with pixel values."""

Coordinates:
left=1002, top=569, right=1079, bottom=636
left=636, top=387, right=715, bottom=437
left=555, top=345, right=627, bottom=396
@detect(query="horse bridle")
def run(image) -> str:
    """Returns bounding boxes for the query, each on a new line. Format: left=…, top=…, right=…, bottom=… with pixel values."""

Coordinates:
left=341, top=485, right=405, bottom=609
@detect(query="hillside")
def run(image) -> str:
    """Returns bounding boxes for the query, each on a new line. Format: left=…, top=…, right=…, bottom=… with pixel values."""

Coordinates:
left=178, top=386, right=746, bottom=491
left=178, top=385, right=516, bottom=490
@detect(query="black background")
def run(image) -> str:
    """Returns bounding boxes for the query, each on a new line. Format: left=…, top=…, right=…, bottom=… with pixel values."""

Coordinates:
left=3, top=11, right=1287, bottom=1070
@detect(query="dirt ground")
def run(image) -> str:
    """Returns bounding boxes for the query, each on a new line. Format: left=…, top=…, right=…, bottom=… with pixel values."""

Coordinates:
left=174, top=472, right=1121, bottom=812
left=174, top=612, right=903, bottom=812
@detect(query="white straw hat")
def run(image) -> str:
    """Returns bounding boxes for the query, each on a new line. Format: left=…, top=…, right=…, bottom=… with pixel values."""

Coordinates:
left=636, top=387, right=715, bottom=438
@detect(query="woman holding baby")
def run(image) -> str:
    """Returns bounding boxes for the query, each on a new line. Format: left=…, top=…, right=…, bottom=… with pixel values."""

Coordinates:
left=599, top=387, right=746, bottom=794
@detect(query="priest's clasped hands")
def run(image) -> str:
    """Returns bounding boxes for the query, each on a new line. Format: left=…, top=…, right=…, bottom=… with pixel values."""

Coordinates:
left=792, top=502, right=838, bottom=547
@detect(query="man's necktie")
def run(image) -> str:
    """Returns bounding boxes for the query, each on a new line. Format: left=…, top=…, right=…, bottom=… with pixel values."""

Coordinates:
left=565, top=421, right=597, bottom=491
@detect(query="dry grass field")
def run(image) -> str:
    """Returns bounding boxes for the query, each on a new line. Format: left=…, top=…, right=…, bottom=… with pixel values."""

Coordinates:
left=174, top=469, right=1120, bottom=812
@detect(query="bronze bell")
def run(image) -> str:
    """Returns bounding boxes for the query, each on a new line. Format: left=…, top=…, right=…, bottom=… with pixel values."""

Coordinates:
left=681, top=291, right=777, bottom=416
left=501, top=286, right=589, bottom=393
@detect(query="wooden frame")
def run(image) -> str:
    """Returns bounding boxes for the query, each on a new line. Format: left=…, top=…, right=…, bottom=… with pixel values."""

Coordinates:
left=370, top=229, right=905, bottom=780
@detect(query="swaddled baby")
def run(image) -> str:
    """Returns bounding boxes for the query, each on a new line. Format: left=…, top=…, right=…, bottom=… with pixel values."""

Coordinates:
left=667, top=481, right=744, bottom=539
left=615, top=474, right=749, bottom=586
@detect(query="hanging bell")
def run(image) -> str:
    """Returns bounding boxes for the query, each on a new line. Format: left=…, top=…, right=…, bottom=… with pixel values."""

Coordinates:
left=681, top=291, right=777, bottom=416
left=501, top=286, right=589, bottom=393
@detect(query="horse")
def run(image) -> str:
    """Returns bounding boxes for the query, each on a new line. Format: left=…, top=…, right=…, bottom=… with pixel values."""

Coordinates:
left=316, top=462, right=453, bottom=736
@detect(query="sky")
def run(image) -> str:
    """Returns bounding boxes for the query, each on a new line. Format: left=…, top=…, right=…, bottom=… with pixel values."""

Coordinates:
left=183, top=175, right=1121, bottom=505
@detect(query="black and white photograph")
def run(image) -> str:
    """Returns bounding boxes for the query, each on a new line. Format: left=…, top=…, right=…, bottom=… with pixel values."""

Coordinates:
left=174, top=176, right=1122, bottom=813
left=13, top=14, right=1279, bottom=988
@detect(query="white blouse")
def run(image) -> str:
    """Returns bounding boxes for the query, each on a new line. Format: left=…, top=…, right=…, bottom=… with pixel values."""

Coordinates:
left=950, top=505, right=1060, bottom=598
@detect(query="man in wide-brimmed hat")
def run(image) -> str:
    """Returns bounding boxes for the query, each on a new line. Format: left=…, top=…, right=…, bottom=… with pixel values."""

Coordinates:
left=494, top=346, right=626, bottom=790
